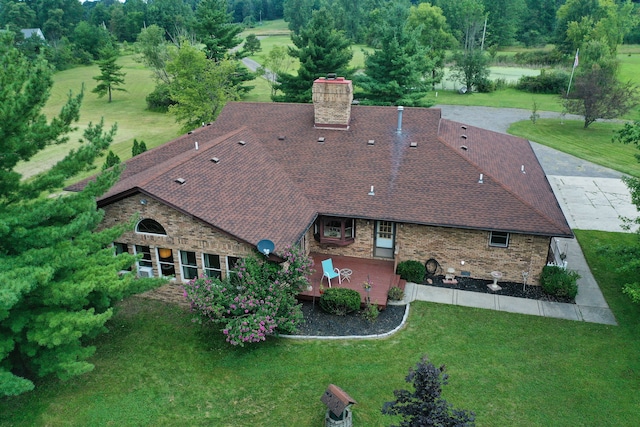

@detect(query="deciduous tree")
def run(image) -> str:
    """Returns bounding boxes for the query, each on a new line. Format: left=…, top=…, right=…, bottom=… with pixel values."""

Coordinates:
left=258, top=45, right=295, bottom=99
left=167, top=41, right=239, bottom=131
left=382, top=355, right=476, bottom=427
left=0, top=35, right=160, bottom=397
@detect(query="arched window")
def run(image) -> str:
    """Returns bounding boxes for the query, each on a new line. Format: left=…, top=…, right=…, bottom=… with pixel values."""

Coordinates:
left=136, top=219, right=167, bottom=235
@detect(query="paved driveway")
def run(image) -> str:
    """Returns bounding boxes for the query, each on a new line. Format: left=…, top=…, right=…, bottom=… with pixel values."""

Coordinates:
left=435, top=105, right=636, bottom=233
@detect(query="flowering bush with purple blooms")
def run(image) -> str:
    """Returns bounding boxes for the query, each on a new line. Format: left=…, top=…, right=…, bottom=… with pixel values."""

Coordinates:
left=183, top=246, right=314, bottom=346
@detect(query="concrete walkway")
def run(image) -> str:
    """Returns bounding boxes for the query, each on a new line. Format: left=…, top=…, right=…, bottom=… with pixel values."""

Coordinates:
left=403, top=232, right=616, bottom=325
left=410, top=105, right=630, bottom=325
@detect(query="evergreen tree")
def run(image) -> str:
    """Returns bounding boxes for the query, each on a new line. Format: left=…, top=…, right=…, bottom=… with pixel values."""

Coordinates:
left=276, top=8, right=353, bottom=103
left=193, top=0, right=244, bottom=61
left=131, top=139, right=148, bottom=157
left=92, top=47, right=127, bottom=103
left=0, top=35, right=161, bottom=397
left=102, top=150, right=121, bottom=170
left=355, top=1, right=434, bottom=106
left=242, top=33, right=261, bottom=56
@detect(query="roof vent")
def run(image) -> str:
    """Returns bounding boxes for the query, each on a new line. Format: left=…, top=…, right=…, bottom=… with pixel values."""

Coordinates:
left=368, top=185, right=375, bottom=196
left=210, top=157, right=220, bottom=163
left=318, top=136, right=325, bottom=143
left=175, top=178, right=186, bottom=185
left=195, top=141, right=199, bottom=150
left=521, top=165, right=526, bottom=174
left=460, top=145, right=468, bottom=151
left=188, top=131, right=193, bottom=135
left=278, top=135, right=285, bottom=141
left=238, top=140, right=246, bottom=146
left=461, top=125, right=467, bottom=130
left=409, top=142, right=418, bottom=148
left=478, top=174, right=484, bottom=184
left=461, top=135, right=468, bottom=139
left=367, top=139, right=375, bottom=146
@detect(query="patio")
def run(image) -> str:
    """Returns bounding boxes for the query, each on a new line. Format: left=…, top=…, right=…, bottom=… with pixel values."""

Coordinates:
left=298, top=252, right=406, bottom=309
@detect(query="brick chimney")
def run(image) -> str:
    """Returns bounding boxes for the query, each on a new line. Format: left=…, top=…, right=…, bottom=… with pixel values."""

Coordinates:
left=312, top=75, right=353, bottom=129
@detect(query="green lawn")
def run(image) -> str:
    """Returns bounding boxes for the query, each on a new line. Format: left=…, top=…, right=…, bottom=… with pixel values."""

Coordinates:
left=509, top=119, right=640, bottom=177
left=1, top=230, right=638, bottom=426
left=15, top=55, right=182, bottom=181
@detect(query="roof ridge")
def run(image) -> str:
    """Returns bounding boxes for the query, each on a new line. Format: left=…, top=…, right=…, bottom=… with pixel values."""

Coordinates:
left=437, top=119, right=571, bottom=235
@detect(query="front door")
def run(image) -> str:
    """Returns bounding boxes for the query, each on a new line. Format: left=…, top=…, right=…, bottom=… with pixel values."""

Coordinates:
left=374, top=221, right=395, bottom=258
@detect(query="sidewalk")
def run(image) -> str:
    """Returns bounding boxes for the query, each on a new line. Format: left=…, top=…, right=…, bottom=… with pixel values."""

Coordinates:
left=404, top=236, right=616, bottom=325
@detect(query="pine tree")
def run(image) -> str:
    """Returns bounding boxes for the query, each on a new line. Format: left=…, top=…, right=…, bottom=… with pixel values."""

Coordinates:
left=102, top=150, right=121, bottom=170
left=193, top=0, right=243, bottom=61
left=131, top=139, right=148, bottom=157
left=275, top=8, right=353, bottom=103
left=92, top=47, right=127, bottom=103
left=0, top=34, right=161, bottom=397
left=355, top=1, right=434, bottom=106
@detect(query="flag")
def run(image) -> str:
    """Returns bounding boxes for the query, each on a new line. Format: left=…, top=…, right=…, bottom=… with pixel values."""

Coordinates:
left=573, top=49, right=579, bottom=69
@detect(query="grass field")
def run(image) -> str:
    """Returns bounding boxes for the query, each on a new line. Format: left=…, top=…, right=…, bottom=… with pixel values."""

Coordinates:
left=1, top=230, right=639, bottom=426
left=15, top=55, right=182, bottom=181
left=510, top=119, right=640, bottom=177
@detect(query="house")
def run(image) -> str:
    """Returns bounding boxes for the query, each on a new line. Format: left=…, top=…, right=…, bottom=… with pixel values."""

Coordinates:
left=67, top=77, right=572, bottom=299
left=20, top=28, right=45, bottom=40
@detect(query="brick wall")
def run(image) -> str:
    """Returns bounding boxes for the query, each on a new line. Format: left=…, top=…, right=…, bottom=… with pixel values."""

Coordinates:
left=312, top=77, right=353, bottom=127
left=100, top=195, right=255, bottom=282
left=395, top=223, right=549, bottom=285
left=308, top=219, right=550, bottom=285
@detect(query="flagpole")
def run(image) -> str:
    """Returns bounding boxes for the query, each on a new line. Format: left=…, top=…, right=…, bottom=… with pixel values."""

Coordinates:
left=562, top=48, right=579, bottom=124
left=566, top=48, right=579, bottom=97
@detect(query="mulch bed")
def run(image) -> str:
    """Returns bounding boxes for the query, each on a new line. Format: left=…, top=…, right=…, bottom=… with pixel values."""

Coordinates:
left=294, top=275, right=574, bottom=337
left=425, top=274, right=575, bottom=304
left=294, top=299, right=406, bottom=337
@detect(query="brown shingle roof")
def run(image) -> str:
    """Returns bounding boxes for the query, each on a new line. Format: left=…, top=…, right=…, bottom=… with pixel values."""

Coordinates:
left=67, top=102, right=572, bottom=250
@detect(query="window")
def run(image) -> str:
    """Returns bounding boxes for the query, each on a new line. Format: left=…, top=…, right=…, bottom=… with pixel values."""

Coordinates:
left=227, top=256, right=241, bottom=275
left=157, top=247, right=176, bottom=277
left=114, top=242, right=129, bottom=255
left=489, top=231, right=509, bottom=248
left=114, top=242, right=132, bottom=271
left=203, top=253, right=222, bottom=279
left=315, top=216, right=355, bottom=245
left=136, top=219, right=167, bottom=235
left=135, top=245, right=152, bottom=267
left=180, top=250, right=198, bottom=280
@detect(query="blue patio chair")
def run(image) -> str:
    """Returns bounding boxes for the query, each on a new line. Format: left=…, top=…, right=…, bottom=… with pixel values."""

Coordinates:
left=321, top=258, right=342, bottom=287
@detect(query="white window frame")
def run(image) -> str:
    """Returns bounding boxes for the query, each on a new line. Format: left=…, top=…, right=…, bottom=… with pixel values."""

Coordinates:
left=156, top=247, right=176, bottom=278
left=202, top=253, right=222, bottom=279
left=226, top=256, right=241, bottom=276
left=136, top=218, right=167, bottom=235
left=180, top=250, right=198, bottom=281
left=489, top=231, right=510, bottom=248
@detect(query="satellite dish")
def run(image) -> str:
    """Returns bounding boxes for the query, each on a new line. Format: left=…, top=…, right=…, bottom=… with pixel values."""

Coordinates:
left=256, top=239, right=275, bottom=256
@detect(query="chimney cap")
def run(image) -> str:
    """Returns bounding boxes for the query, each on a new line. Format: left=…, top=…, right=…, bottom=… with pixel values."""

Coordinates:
left=326, top=73, right=337, bottom=80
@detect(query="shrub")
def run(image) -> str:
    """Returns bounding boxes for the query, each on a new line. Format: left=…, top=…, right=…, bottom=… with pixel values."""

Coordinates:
left=319, top=288, right=361, bottom=316
left=183, top=245, right=314, bottom=346
left=388, top=286, right=404, bottom=301
left=512, top=49, right=565, bottom=66
left=146, top=83, right=176, bottom=111
left=382, top=355, right=476, bottom=426
left=516, top=70, right=569, bottom=94
left=396, top=260, right=426, bottom=283
left=475, top=77, right=496, bottom=93
left=361, top=303, right=379, bottom=323
left=540, top=265, right=580, bottom=299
